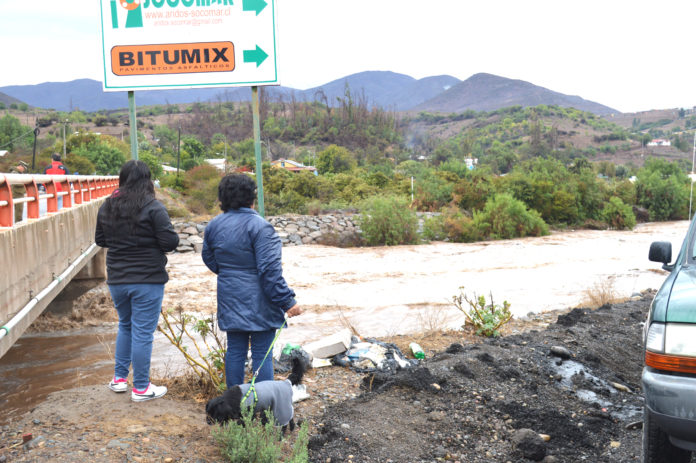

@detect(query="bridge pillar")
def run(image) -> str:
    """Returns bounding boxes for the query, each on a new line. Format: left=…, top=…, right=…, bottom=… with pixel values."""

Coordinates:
left=46, top=248, right=107, bottom=315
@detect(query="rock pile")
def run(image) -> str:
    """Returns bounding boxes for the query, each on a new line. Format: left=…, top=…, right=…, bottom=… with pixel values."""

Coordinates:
left=173, top=221, right=206, bottom=253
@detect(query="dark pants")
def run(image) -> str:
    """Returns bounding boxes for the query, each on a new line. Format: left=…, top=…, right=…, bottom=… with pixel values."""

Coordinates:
left=225, top=329, right=276, bottom=388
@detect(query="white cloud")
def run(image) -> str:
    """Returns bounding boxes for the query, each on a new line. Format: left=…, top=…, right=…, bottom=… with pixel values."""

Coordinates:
left=1, top=0, right=695, bottom=112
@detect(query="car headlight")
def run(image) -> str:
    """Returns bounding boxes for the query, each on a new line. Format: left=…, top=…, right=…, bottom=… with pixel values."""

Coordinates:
left=645, top=322, right=665, bottom=352
left=645, top=322, right=696, bottom=374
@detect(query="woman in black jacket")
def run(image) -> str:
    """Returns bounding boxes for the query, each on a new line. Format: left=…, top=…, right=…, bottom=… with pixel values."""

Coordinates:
left=95, top=160, right=179, bottom=402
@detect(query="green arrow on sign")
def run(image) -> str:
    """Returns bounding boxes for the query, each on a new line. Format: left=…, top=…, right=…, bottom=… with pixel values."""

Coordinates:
left=243, top=0, right=267, bottom=16
left=244, top=45, right=268, bottom=67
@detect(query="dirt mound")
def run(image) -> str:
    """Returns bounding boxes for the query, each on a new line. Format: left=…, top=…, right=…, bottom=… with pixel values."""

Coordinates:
left=308, top=293, right=652, bottom=462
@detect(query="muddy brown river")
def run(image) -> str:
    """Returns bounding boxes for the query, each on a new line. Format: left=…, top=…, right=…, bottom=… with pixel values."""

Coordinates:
left=0, top=220, right=689, bottom=424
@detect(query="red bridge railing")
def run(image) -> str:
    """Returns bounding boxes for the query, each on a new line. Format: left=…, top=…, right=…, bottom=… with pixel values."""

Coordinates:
left=0, top=173, right=120, bottom=228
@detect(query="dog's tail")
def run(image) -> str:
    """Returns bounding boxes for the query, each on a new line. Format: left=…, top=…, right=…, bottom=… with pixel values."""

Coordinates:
left=287, top=357, right=306, bottom=386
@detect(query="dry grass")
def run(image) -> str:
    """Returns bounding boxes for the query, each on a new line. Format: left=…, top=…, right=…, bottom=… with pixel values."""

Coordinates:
left=579, top=277, right=624, bottom=309
left=337, top=307, right=362, bottom=338
left=413, top=303, right=452, bottom=336
left=155, top=371, right=219, bottom=403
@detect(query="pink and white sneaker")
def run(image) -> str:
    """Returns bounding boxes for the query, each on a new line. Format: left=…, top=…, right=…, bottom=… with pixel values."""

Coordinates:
left=131, top=383, right=167, bottom=402
left=108, top=377, right=128, bottom=393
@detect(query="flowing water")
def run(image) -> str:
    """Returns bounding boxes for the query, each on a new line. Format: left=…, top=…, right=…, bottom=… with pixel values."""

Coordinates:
left=0, top=220, right=690, bottom=424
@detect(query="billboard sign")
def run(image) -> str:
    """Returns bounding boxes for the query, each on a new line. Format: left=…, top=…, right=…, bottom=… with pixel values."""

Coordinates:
left=100, top=0, right=278, bottom=91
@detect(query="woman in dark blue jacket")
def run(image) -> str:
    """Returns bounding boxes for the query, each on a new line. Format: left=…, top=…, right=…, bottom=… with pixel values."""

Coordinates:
left=202, top=174, right=302, bottom=388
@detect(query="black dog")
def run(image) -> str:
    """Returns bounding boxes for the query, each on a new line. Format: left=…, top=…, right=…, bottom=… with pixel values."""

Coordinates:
left=206, top=357, right=305, bottom=432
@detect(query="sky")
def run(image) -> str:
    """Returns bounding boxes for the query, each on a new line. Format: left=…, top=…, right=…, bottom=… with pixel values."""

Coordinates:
left=0, top=0, right=694, bottom=114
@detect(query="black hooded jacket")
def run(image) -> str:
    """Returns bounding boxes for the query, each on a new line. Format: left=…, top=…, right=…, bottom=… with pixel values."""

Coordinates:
left=95, top=197, right=179, bottom=284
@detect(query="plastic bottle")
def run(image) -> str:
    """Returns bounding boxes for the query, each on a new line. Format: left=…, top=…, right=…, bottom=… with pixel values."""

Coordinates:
left=409, top=342, right=425, bottom=360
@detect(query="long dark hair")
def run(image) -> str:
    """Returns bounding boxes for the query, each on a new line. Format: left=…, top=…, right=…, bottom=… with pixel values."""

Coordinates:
left=104, top=160, right=155, bottom=229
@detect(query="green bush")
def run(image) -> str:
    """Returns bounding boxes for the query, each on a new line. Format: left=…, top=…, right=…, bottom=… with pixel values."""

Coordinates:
left=635, top=159, right=689, bottom=220
left=212, top=406, right=309, bottom=463
left=602, top=196, right=636, bottom=230
left=265, top=191, right=308, bottom=216
left=421, top=214, right=447, bottom=241
left=358, top=195, right=419, bottom=246
left=412, top=173, right=454, bottom=211
left=472, top=193, right=549, bottom=240
left=160, top=173, right=187, bottom=192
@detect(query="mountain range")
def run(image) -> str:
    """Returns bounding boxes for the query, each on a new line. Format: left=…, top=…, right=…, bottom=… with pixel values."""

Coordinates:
left=0, top=71, right=618, bottom=115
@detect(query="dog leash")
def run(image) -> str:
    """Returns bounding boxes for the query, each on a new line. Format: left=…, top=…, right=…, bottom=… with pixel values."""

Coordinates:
left=241, top=319, right=287, bottom=407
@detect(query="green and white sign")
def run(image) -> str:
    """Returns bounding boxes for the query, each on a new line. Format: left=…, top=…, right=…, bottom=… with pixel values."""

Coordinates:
left=99, top=0, right=278, bottom=91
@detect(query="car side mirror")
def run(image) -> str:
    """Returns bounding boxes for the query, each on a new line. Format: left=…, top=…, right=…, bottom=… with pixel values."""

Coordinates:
left=649, top=241, right=672, bottom=268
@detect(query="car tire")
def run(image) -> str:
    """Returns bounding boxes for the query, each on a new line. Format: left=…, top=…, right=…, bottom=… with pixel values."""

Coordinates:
left=642, top=407, right=692, bottom=463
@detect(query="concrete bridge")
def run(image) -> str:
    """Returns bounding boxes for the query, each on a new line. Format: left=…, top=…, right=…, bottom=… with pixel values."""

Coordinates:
left=0, top=173, right=119, bottom=358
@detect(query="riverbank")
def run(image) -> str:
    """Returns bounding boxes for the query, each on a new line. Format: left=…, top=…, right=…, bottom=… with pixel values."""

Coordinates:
left=1, top=294, right=651, bottom=462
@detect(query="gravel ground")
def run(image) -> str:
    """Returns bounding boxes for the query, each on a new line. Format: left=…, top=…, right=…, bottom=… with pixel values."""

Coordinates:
left=307, top=293, right=654, bottom=463
left=1, top=293, right=655, bottom=462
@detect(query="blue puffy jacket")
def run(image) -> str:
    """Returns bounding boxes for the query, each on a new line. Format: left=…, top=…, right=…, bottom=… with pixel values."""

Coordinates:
left=202, top=208, right=296, bottom=332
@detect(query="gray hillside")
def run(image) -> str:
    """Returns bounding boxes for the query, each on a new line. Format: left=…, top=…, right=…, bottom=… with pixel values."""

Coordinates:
left=414, top=73, right=618, bottom=116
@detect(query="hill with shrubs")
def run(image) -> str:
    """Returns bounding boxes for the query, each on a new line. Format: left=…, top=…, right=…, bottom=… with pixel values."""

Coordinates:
left=1, top=88, right=694, bottom=245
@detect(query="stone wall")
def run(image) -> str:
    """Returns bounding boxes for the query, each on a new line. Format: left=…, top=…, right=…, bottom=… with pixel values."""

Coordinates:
left=172, top=212, right=360, bottom=253
left=173, top=222, right=206, bottom=253
left=269, top=214, right=360, bottom=246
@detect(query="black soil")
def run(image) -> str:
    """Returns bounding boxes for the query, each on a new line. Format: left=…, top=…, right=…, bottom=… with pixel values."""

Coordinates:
left=307, top=295, right=654, bottom=463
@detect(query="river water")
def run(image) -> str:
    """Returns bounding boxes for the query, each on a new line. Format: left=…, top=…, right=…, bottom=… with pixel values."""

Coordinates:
left=0, top=220, right=690, bottom=423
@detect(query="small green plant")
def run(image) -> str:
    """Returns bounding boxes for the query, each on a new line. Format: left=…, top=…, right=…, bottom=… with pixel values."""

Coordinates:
left=452, top=288, right=512, bottom=337
left=159, top=305, right=226, bottom=391
left=212, top=406, right=309, bottom=463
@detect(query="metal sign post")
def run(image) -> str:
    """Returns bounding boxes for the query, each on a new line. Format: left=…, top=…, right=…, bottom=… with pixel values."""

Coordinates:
left=128, top=91, right=138, bottom=160
left=252, top=86, right=265, bottom=217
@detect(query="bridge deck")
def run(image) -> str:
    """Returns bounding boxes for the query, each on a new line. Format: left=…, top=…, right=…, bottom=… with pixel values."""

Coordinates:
left=0, top=173, right=118, bottom=358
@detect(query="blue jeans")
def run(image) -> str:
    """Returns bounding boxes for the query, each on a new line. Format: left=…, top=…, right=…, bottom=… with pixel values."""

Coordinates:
left=109, top=284, right=164, bottom=390
left=225, top=330, right=276, bottom=388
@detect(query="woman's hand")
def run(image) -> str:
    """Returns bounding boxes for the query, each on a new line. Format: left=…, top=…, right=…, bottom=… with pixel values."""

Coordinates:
left=286, top=304, right=302, bottom=318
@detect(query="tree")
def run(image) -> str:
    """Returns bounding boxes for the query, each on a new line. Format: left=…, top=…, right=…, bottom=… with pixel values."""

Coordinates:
left=0, top=114, right=31, bottom=151
left=153, top=125, right=179, bottom=153
left=182, top=136, right=206, bottom=159
left=64, top=153, right=95, bottom=175
left=316, top=145, right=356, bottom=174
left=69, top=133, right=129, bottom=175
left=74, top=143, right=127, bottom=175
left=140, top=152, right=164, bottom=179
